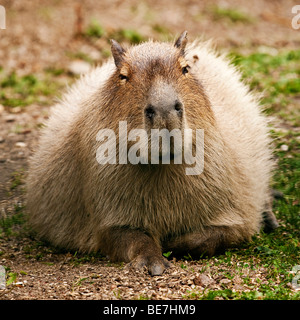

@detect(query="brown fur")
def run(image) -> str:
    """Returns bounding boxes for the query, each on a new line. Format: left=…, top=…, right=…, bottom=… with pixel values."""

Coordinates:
left=26, top=32, right=277, bottom=275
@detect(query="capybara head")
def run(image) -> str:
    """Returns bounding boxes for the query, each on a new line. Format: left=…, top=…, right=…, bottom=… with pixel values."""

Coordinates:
left=99, top=31, right=213, bottom=164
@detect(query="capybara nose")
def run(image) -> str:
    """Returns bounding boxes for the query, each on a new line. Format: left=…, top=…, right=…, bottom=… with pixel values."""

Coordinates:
left=145, top=100, right=183, bottom=121
left=144, top=105, right=156, bottom=120
left=174, top=100, right=183, bottom=115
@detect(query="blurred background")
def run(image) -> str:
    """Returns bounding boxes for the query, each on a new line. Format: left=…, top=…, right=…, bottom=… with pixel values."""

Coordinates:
left=0, top=0, right=299, bottom=74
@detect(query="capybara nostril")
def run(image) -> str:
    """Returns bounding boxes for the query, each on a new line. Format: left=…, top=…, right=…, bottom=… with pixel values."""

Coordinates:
left=145, top=105, right=156, bottom=120
left=174, top=100, right=183, bottom=114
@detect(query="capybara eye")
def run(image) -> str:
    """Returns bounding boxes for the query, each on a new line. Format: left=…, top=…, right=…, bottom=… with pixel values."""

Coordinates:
left=182, top=66, right=189, bottom=75
left=119, top=74, right=128, bottom=81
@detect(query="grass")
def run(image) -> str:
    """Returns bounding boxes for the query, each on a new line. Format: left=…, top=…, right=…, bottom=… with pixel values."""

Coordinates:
left=9, top=170, right=25, bottom=191
left=0, top=203, right=26, bottom=238
left=109, top=28, right=145, bottom=44
left=210, top=6, right=254, bottom=23
left=0, top=69, right=66, bottom=108
left=230, top=50, right=300, bottom=122
left=65, top=51, right=94, bottom=64
left=83, top=18, right=145, bottom=45
left=85, top=19, right=105, bottom=38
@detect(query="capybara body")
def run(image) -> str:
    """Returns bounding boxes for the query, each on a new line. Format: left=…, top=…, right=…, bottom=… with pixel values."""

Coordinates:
left=27, top=32, right=276, bottom=275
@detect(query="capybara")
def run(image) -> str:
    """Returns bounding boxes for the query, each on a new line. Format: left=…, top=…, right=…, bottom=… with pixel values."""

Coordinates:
left=27, top=32, right=278, bottom=275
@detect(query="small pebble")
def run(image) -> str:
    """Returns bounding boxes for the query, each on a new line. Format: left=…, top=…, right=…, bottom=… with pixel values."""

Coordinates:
left=280, top=144, right=288, bottom=151
left=15, top=142, right=27, bottom=148
left=5, top=115, right=16, bottom=122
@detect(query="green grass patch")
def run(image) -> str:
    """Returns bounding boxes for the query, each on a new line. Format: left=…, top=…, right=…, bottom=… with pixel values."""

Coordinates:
left=109, top=28, right=145, bottom=44
left=230, top=50, right=300, bottom=119
left=0, top=70, right=65, bottom=108
left=85, top=19, right=105, bottom=38
left=10, top=170, right=25, bottom=191
left=83, top=19, right=145, bottom=45
left=65, top=51, right=94, bottom=64
left=210, top=6, right=254, bottom=23
left=0, top=204, right=26, bottom=238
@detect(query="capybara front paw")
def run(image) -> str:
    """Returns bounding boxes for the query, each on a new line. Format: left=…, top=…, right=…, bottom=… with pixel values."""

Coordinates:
left=128, top=254, right=171, bottom=276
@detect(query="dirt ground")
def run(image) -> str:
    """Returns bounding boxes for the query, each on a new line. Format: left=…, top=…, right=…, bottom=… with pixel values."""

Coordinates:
left=0, top=0, right=299, bottom=300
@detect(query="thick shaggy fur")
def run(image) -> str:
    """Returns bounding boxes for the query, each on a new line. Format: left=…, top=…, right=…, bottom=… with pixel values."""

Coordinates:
left=27, top=35, right=275, bottom=275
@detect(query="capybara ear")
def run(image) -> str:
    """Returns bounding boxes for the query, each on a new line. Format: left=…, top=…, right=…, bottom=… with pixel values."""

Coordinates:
left=174, top=31, right=188, bottom=55
left=111, top=39, right=126, bottom=68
